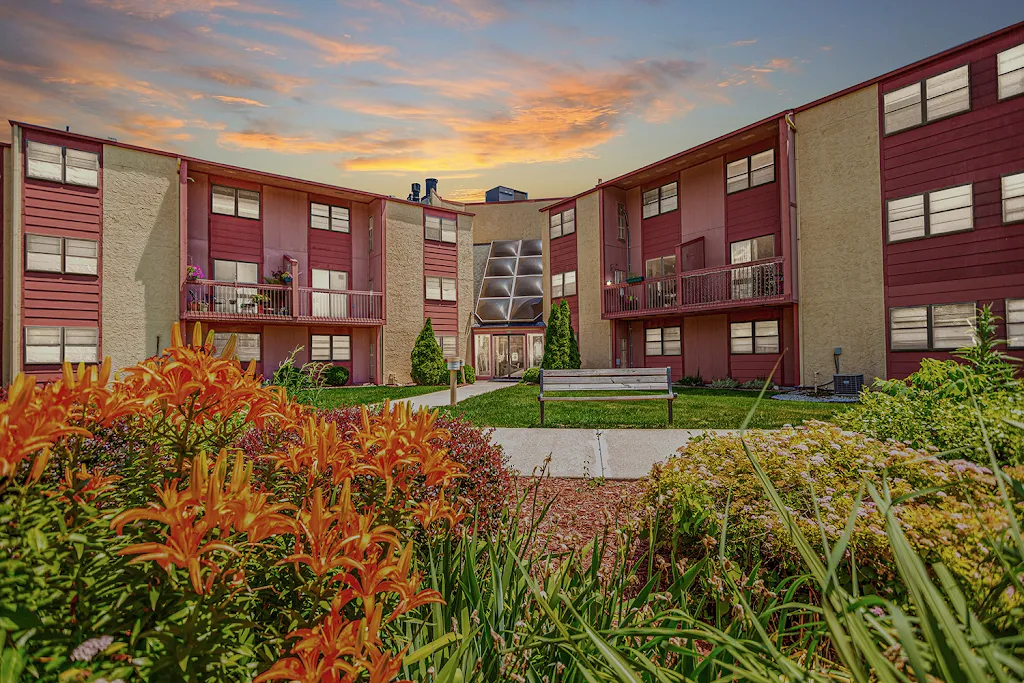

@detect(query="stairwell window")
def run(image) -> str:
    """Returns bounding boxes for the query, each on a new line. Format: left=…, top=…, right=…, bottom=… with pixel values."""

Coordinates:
left=26, top=142, right=99, bottom=187
left=426, top=276, right=457, bottom=302
left=311, top=334, right=350, bottom=361
left=890, top=303, right=976, bottom=351
left=25, top=326, right=98, bottom=364
left=1003, top=172, right=1024, bottom=224
left=549, top=207, right=575, bottom=239
left=311, top=203, right=350, bottom=232
left=425, top=215, right=457, bottom=243
left=887, top=184, right=973, bottom=242
left=1006, top=299, right=1024, bottom=348
left=645, top=326, right=681, bottom=356
left=25, top=234, right=98, bottom=275
left=435, top=335, right=457, bottom=357
left=730, top=321, right=779, bottom=355
left=998, top=44, right=1024, bottom=100
left=551, top=271, right=576, bottom=298
left=883, top=65, right=970, bottom=134
left=642, top=182, right=678, bottom=218
left=726, top=149, right=774, bottom=194
left=212, top=185, right=261, bottom=219
left=213, top=332, right=261, bottom=362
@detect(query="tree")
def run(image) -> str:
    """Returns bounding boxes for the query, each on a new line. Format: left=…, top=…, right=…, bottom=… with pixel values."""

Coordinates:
left=541, top=301, right=581, bottom=370
left=411, top=318, right=446, bottom=385
left=566, top=302, right=581, bottom=369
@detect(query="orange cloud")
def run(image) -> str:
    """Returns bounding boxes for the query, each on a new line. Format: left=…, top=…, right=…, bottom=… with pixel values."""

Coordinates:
left=211, top=95, right=269, bottom=107
left=87, top=0, right=287, bottom=18
left=255, top=23, right=393, bottom=64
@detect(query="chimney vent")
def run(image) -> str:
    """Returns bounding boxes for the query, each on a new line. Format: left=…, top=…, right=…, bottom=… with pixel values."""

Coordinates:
left=409, top=182, right=421, bottom=202
left=424, top=178, right=438, bottom=201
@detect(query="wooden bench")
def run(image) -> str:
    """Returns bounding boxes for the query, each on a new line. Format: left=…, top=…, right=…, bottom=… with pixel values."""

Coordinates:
left=537, top=368, right=677, bottom=425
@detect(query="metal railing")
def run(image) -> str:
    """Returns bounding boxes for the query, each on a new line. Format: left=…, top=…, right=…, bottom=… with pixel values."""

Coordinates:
left=602, top=257, right=785, bottom=318
left=182, top=280, right=383, bottom=324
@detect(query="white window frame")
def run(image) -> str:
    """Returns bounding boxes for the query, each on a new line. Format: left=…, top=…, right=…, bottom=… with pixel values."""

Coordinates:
left=425, top=276, right=457, bottom=302
left=551, top=270, right=576, bottom=298
left=726, top=149, right=775, bottom=194
left=24, top=326, right=99, bottom=365
left=889, top=303, right=977, bottom=351
left=425, top=215, right=457, bottom=243
left=549, top=207, right=575, bottom=239
left=1003, top=172, right=1024, bottom=224
left=25, top=141, right=99, bottom=188
left=211, top=184, right=261, bottom=219
left=25, top=234, right=99, bottom=275
left=435, top=335, right=457, bottom=357
left=213, top=332, right=261, bottom=362
left=886, top=184, right=974, bottom=243
left=644, top=326, right=681, bottom=356
left=1006, top=299, right=1024, bottom=349
left=730, top=320, right=779, bottom=355
left=310, top=334, right=351, bottom=361
left=311, top=268, right=350, bottom=318
left=642, top=182, right=679, bottom=218
left=998, top=44, right=1024, bottom=100
left=310, top=202, right=350, bottom=233
left=883, top=65, right=970, bottom=134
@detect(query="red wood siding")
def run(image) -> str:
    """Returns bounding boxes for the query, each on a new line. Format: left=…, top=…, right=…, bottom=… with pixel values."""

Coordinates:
left=307, top=195, right=353, bottom=275
left=640, top=316, right=683, bottom=379
left=424, top=240, right=457, bottom=277
left=725, top=140, right=781, bottom=246
left=549, top=197, right=578, bottom=278
left=423, top=211, right=459, bottom=341
left=881, top=28, right=1024, bottom=377
left=641, top=174, right=681, bottom=265
left=208, top=175, right=262, bottom=268
left=21, top=131, right=103, bottom=382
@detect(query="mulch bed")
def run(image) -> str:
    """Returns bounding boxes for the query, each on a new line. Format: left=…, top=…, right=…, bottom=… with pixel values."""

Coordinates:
left=513, top=476, right=645, bottom=575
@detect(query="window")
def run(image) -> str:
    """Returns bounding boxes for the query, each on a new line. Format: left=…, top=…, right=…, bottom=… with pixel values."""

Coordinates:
left=311, top=203, right=350, bottom=232
left=26, top=141, right=99, bottom=187
left=726, top=149, right=775, bottom=194
left=549, top=207, right=575, bottom=239
left=25, top=234, right=98, bottom=275
left=883, top=65, right=970, bottom=134
left=213, top=332, right=261, bottom=362
left=642, top=182, right=678, bottom=218
left=311, top=268, right=349, bottom=317
left=211, top=185, right=260, bottom=219
left=645, top=255, right=676, bottom=278
left=998, top=44, right=1024, bottom=100
left=886, top=184, right=973, bottom=242
left=474, top=335, right=491, bottom=376
left=310, top=334, right=351, bottom=361
left=730, top=320, right=780, bottom=355
left=213, top=259, right=258, bottom=283
left=425, top=215, right=457, bottom=243
left=368, top=216, right=374, bottom=252
left=25, top=326, right=98, bottom=364
left=1003, top=172, right=1024, bottom=224
left=645, top=326, right=681, bottom=356
left=435, top=335, right=457, bottom=357
left=613, top=269, right=626, bottom=284
left=617, top=202, right=628, bottom=240
left=889, top=303, right=976, bottom=351
left=1006, top=299, right=1024, bottom=349
left=730, top=235, right=775, bottom=264
left=425, top=276, right=457, bottom=301
left=551, top=271, right=576, bottom=298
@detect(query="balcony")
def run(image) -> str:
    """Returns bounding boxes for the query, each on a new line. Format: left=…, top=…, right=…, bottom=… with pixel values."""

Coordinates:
left=602, top=257, right=787, bottom=319
left=182, top=280, right=384, bottom=325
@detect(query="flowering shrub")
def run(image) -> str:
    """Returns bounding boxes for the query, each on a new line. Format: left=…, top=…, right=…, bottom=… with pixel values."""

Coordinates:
left=638, top=422, right=1021, bottom=621
left=0, top=322, right=466, bottom=682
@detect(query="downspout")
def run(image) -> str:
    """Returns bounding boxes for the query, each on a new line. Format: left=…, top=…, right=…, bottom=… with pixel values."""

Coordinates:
left=785, top=111, right=806, bottom=387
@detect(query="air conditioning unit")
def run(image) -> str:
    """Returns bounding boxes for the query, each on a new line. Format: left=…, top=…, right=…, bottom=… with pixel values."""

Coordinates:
left=833, top=373, right=864, bottom=396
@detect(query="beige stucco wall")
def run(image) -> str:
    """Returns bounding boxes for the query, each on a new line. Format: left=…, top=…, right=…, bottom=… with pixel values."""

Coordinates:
left=574, top=190, right=611, bottom=368
left=101, top=145, right=181, bottom=374
left=3, top=130, right=22, bottom=384
left=467, top=200, right=554, bottom=244
left=383, top=200, right=425, bottom=384
left=456, top=213, right=475, bottom=366
left=795, top=84, right=887, bottom=384
left=2, top=144, right=14, bottom=383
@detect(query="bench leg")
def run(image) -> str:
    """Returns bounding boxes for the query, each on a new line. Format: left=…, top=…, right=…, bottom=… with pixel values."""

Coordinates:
left=540, top=401, right=545, bottom=426
left=667, top=399, right=673, bottom=425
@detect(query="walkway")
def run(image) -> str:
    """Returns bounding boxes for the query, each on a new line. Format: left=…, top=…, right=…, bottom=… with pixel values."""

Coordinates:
left=406, top=379, right=511, bottom=411
left=490, top=428, right=736, bottom=480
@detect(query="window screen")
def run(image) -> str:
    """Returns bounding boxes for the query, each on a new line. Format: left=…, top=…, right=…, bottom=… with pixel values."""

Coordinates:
left=998, top=43, right=1024, bottom=100
left=1006, top=299, right=1024, bottom=349
left=642, top=188, right=659, bottom=219
left=425, top=215, right=441, bottom=241
left=887, top=195, right=927, bottom=242
left=441, top=217, right=457, bottom=243
left=64, top=148, right=99, bottom=187
left=645, top=327, right=663, bottom=356
left=214, top=332, right=261, bottom=362
left=1003, top=172, right=1024, bottom=224
left=24, top=327, right=63, bottom=364
left=730, top=322, right=753, bottom=354
left=331, top=206, right=350, bottom=232
left=65, top=239, right=98, bottom=275
left=726, top=158, right=749, bottom=194
left=441, top=277, right=457, bottom=302
left=63, top=327, right=99, bottom=364
left=645, top=327, right=681, bottom=356
left=890, top=306, right=929, bottom=350
left=727, top=150, right=775, bottom=194
left=925, top=66, right=970, bottom=121
left=753, top=320, right=780, bottom=354
left=928, top=184, right=973, bottom=235
left=931, top=303, right=976, bottom=349
left=435, top=335, right=457, bottom=357
left=549, top=211, right=563, bottom=239
left=211, top=185, right=236, bottom=216
left=25, top=234, right=62, bottom=272
left=332, top=335, right=351, bottom=361
left=884, top=83, right=923, bottom=134
left=660, top=183, right=678, bottom=213
left=26, top=142, right=63, bottom=182
left=750, top=150, right=775, bottom=186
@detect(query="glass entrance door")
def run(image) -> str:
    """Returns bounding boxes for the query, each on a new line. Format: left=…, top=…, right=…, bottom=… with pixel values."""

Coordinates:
left=493, top=334, right=527, bottom=378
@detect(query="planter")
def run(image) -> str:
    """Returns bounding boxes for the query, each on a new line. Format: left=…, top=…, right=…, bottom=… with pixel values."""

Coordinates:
left=625, top=276, right=644, bottom=284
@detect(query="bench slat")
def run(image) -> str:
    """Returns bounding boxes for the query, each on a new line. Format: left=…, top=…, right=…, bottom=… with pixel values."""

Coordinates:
left=545, top=374, right=666, bottom=384
left=543, top=382, right=667, bottom=391
left=542, top=368, right=669, bottom=377
left=540, top=395, right=676, bottom=402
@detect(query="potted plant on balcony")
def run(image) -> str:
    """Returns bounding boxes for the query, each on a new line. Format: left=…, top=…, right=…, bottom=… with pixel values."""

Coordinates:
left=249, top=293, right=270, bottom=314
left=266, top=268, right=293, bottom=286
left=186, top=264, right=204, bottom=283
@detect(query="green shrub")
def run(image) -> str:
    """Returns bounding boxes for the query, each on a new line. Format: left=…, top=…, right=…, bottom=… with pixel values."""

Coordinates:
left=567, top=308, right=581, bottom=369
left=521, top=367, right=540, bottom=384
left=541, top=301, right=580, bottom=370
left=638, top=421, right=1019, bottom=622
left=322, top=364, right=349, bottom=387
left=740, top=376, right=776, bottom=391
left=678, top=372, right=705, bottom=387
left=411, top=318, right=446, bottom=385
left=463, top=364, right=475, bottom=384
left=709, top=376, right=740, bottom=389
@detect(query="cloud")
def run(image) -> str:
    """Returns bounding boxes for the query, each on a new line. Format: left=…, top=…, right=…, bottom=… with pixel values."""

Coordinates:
left=254, top=23, right=394, bottom=64
left=444, top=187, right=487, bottom=202
left=86, top=0, right=287, bottom=18
left=397, top=0, right=506, bottom=29
left=728, top=39, right=758, bottom=47
left=211, top=94, right=270, bottom=107
left=717, top=57, right=800, bottom=88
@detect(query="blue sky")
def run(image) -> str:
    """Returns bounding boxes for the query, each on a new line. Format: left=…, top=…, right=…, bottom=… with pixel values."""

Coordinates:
left=0, top=0, right=1020, bottom=201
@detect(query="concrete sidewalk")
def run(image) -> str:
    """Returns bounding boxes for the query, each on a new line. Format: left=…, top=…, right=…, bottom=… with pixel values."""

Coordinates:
left=490, top=428, right=736, bottom=480
left=406, top=379, right=512, bottom=411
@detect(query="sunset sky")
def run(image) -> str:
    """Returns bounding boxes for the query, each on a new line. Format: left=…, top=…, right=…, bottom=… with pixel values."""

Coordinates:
left=1, top=1, right=1020, bottom=201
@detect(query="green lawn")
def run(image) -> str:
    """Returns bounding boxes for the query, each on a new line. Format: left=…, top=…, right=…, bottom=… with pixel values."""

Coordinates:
left=299, top=385, right=444, bottom=409
left=443, top=384, right=853, bottom=429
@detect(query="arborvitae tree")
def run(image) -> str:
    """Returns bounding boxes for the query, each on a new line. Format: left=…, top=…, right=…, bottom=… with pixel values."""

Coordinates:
left=566, top=301, right=582, bottom=369
left=411, top=318, right=446, bottom=385
left=541, top=304, right=567, bottom=370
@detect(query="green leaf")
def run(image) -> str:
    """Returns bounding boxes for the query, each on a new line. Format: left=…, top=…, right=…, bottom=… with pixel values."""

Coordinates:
left=405, top=632, right=459, bottom=666
left=26, top=527, right=48, bottom=554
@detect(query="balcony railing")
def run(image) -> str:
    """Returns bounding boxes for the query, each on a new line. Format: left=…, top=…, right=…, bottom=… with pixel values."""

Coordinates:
left=182, top=280, right=383, bottom=325
left=602, top=257, right=786, bottom=318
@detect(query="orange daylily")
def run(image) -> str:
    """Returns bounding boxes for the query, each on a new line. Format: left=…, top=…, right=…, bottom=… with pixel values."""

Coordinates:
left=57, top=465, right=122, bottom=505
left=411, top=489, right=467, bottom=530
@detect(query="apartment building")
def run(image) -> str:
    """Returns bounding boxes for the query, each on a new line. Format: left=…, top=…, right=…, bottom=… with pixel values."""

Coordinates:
left=0, top=123, right=475, bottom=385
left=530, top=21, right=1024, bottom=387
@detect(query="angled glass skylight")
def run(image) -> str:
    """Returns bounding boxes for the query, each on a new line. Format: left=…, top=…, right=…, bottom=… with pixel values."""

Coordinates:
left=475, top=239, right=544, bottom=324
